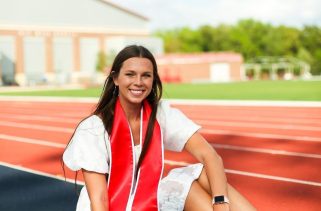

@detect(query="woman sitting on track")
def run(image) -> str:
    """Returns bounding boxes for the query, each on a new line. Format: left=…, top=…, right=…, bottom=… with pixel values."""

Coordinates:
left=63, top=45, right=256, bottom=211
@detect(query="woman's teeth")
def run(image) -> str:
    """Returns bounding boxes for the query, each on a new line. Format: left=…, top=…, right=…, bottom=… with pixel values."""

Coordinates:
left=130, top=90, right=143, bottom=95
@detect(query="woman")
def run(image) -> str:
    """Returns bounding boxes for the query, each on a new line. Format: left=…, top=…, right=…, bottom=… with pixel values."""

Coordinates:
left=63, top=45, right=256, bottom=211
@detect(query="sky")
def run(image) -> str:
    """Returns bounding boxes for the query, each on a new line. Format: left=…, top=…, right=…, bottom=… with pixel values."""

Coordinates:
left=114, top=0, right=321, bottom=30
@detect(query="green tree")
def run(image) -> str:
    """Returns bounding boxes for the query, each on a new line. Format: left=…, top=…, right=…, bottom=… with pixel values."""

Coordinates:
left=154, top=29, right=182, bottom=52
left=177, top=27, right=203, bottom=52
left=300, top=26, right=321, bottom=75
left=210, top=24, right=234, bottom=51
left=154, top=19, right=321, bottom=75
left=198, top=25, right=214, bottom=51
left=297, top=47, right=313, bottom=64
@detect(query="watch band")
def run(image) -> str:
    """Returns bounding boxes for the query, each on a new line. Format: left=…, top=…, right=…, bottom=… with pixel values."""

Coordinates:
left=212, top=195, right=230, bottom=205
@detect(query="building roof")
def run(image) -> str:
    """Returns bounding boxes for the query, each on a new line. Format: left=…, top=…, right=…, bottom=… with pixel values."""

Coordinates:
left=99, top=0, right=149, bottom=21
left=0, top=0, right=149, bottom=32
left=156, top=52, right=243, bottom=65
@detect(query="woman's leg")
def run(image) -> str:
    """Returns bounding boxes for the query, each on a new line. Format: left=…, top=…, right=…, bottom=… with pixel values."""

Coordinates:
left=184, top=180, right=212, bottom=211
left=194, top=168, right=256, bottom=211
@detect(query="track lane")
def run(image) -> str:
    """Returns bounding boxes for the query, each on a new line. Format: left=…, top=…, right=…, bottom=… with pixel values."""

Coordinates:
left=164, top=150, right=321, bottom=183
left=174, top=105, right=321, bottom=118
left=2, top=136, right=320, bottom=184
left=0, top=125, right=72, bottom=144
left=202, top=133, right=321, bottom=155
left=226, top=173, right=321, bottom=211
left=1, top=123, right=320, bottom=156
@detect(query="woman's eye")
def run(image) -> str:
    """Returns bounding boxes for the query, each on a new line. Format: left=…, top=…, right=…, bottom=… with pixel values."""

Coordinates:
left=125, top=73, right=134, bottom=76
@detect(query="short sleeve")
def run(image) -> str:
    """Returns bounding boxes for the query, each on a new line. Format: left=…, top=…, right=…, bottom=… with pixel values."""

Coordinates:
left=63, top=115, right=109, bottom=174
left=157, top=101, right=201, bottom=152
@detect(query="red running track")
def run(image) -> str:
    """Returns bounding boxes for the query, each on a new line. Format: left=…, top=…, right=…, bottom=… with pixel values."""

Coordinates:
left=0, top=99, right=320, bottom=211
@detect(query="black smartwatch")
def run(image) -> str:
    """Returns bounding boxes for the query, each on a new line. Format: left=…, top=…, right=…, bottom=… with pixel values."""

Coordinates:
left=212, top=195, right=230, bottom=205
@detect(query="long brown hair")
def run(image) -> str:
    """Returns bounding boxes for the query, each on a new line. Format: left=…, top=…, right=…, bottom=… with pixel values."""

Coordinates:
left=93, top=45, right=163, bottom=171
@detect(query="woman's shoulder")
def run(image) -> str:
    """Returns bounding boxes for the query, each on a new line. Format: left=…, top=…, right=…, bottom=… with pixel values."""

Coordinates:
left=156, top=100, right=175, bottom=124
left=76, top=114, right=105, bottom=135
left=157, top=100, right=170, bottom=112
left=63, top=114, right=109, bottom=173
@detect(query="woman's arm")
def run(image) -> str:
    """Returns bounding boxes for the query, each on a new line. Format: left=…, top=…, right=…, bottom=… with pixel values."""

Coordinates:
left=184, top=132, right=229, bottom=210
left=82, top=169, right=109, bottom=211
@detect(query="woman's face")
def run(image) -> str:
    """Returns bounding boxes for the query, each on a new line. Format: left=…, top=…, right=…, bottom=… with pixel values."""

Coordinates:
left=114, top=57, right=154, bottom=107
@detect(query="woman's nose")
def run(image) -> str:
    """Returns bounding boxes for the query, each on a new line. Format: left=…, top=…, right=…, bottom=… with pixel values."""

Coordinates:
left=134, top=76, right=143, bottom=85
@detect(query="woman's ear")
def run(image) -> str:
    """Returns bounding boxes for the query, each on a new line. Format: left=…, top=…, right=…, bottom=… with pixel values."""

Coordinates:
left=113, top=76, right=119, bottom=86
left=111, top=71, right=119, bottom=85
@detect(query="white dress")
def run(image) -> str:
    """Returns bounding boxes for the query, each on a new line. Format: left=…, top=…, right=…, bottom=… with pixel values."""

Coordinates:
left=63, top=101, right=204, bottom=211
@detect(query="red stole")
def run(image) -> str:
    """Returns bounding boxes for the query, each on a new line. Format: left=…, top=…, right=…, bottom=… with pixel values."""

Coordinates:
left=107, top=98, right=163, bottom=211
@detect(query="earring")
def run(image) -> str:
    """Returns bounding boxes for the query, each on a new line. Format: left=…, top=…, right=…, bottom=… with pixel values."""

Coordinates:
left=113, top=86, right=118, bottom=96
left=152, top=88, right=157, bottom=97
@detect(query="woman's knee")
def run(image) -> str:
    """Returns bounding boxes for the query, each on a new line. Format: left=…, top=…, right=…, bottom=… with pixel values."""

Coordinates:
left=184, top=181, right=212, bottom=211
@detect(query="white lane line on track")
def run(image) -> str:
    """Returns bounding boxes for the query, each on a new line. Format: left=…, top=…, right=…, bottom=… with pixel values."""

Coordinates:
left=0, top=113, right=80, bottom=123
left=0, top=134, right=66, bottom=148
left=0, top=121, right=74, bottom=133
left=0, top=161, right=84, bottom=185
left=0, top=108, right=86, bottom=118
left=225, top=169, right=321, bottom=187
left=212, top=143, right=321, bottom=159
left=196, top=119, right=321, bottom=132
left=0, top=96, right=98, bottom=103
left=201, top=129, right=321, bottom=142
left=164, top=160, right=321, bottom=187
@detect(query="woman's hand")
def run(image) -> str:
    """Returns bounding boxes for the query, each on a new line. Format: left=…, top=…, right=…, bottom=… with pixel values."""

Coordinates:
left=213, top=203, right=230, bottom=211
left=82, top=169, right=109, bottom=211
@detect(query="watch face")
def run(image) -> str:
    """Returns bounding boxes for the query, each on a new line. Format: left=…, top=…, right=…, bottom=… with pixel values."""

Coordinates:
left=213, top=195, right=229, bottom=205
left=215, top=195, right=225, bottom=202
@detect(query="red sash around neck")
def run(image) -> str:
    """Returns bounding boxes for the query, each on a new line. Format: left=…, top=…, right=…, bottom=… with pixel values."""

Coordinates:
left=107, top=98, right=163, bottom=211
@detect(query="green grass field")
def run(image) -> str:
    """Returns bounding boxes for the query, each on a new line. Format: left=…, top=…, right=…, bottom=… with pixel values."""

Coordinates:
left=0, top=80, right=320, bottom=101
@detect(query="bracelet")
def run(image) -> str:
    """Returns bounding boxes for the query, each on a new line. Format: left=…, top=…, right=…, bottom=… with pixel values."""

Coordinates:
left=212, top=195, right=230, bottom=205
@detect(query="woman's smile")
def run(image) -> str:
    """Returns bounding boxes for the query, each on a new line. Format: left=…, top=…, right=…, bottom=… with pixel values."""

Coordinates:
left=129, top=89, right=145, bottom=96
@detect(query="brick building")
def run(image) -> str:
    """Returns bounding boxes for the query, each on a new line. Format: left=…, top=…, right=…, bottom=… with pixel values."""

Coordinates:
left=157, top=52, right=244, bottom=83
left=0, top=0, right=162, bottom=86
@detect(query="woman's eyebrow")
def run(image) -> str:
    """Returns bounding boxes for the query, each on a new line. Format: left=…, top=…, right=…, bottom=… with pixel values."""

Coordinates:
left=124, top=70, right=152, bottom=74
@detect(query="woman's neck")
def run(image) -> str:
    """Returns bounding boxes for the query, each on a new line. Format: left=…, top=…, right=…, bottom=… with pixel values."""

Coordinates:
left=119, top=99, right=141, bottom=122
left=125, top=107, right=141, bottom=122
